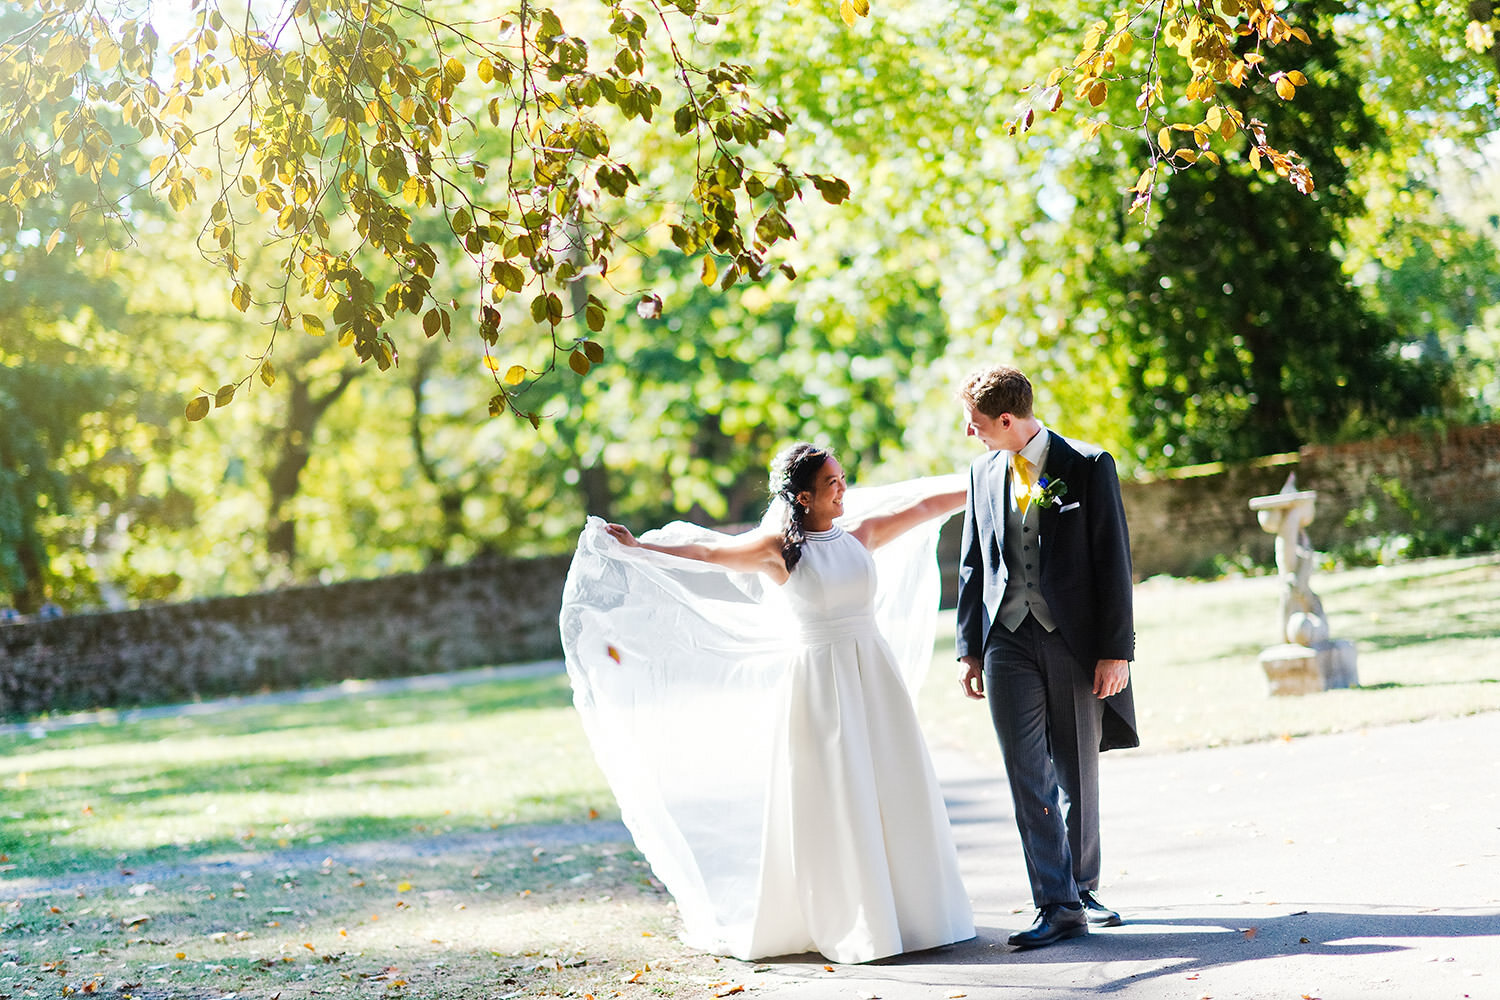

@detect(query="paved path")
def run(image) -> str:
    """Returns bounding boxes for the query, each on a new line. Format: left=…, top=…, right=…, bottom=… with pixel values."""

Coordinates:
left=743, top=711, right=1500, bottom=1000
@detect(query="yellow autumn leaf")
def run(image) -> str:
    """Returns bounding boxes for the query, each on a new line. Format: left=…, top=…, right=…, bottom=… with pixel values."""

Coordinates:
left=397, top=881, right=412, bottom=892
left=1275, top=76, right=1297, bottom=100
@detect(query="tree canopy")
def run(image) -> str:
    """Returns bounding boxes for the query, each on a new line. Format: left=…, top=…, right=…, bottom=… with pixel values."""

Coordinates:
left=6, top=0, right=1492, bottom=420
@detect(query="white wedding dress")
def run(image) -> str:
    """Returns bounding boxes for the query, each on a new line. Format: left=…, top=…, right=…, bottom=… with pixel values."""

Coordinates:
left=559, top=481, right=974, bottom=964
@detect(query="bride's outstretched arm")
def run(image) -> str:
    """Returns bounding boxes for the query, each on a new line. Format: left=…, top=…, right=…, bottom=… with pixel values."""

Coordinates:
left=603, top=523, right=791, bottom=583
left=845, top=476, right=968, bottom=551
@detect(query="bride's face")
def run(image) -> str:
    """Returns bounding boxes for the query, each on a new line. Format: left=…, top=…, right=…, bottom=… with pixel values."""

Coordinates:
left=798, top=455, right=847, bottom=524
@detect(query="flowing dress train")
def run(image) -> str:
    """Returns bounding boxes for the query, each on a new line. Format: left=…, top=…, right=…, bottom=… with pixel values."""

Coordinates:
left=559, top=481, right=974, bottom=964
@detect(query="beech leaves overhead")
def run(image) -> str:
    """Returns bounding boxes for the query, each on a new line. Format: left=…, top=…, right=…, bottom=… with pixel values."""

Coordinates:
left=4, top=0, right=1494, bottom=423
left=1, top=0, right=840, bottom=423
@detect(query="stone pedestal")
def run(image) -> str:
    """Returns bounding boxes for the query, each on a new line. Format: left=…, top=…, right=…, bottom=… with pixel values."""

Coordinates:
left=1259, top=639, right=1359, bottom=697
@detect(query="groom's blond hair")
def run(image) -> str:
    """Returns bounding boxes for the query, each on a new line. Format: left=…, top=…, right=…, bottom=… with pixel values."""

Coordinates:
left=961, top=365, right=1033, bottom=419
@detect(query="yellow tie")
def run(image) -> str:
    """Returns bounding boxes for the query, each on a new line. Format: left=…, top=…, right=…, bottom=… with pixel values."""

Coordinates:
left=1013, top=455, right=1034, bottom=514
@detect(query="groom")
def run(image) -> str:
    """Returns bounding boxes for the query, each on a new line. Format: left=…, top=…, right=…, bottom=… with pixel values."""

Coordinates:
left=954, top=364, right=1139, bottom=950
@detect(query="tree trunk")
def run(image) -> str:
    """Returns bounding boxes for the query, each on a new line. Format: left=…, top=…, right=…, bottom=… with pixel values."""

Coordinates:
left=265, top=368, right=360, bottom=569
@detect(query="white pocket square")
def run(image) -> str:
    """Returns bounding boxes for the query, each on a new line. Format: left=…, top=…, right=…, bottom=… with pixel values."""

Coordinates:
left=1059, top=502, right=1081, bottom=513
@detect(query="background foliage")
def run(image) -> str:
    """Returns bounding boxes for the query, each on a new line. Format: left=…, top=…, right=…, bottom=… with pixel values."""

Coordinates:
left=1, top=0, right=1497, bottom=613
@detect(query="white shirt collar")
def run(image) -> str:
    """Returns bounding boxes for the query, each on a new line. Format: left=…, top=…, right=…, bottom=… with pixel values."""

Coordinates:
left=1016, top=422, right=1050, bottom=470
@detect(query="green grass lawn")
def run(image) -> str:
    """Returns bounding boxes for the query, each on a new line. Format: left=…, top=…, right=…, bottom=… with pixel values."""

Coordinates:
left=2, top=552, right=1497, bottom=998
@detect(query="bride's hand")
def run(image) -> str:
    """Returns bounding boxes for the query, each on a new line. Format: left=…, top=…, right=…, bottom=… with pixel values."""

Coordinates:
left=604, top=523, right=640, bottom=547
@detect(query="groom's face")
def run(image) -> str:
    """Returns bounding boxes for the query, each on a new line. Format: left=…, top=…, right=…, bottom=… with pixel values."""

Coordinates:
left=963, top=404, right=1014, bottom=452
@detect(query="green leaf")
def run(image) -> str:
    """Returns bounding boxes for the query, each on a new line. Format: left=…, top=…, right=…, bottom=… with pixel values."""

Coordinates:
left=495, top=261, right=526, bottom=293
left=214, top=383, right=236, bottom=408
left=585, top=303, right=606, bottom=332
left=185, top=395, right=211, bottom=421
left=808, top=174, right=851, bottom=205
left=302, top=314, right=325, bottom=336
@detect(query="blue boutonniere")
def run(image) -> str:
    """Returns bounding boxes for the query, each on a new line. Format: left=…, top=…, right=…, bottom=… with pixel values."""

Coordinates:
left=1028, top=475, right=1069, bottom=509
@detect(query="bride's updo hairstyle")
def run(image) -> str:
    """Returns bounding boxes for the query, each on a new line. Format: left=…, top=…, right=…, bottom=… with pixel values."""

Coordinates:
left=769, top=442, right=831, bottom=573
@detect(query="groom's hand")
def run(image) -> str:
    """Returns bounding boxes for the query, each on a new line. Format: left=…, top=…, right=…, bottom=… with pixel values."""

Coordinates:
left=1093, top=659, right=1130, bottom=699
left=959, top=655, right=985, bottom=700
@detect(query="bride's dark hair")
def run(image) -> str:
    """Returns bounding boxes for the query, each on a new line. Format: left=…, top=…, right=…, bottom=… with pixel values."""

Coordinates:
left=769, top=442, right=832, bottom=573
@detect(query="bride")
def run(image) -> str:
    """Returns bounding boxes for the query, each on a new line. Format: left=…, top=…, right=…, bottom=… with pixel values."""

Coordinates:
left=559, top=442, right=975, bottom=964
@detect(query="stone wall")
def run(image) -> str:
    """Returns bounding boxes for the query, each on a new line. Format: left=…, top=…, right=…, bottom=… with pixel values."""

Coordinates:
left=0, top=554, right=572, bottom=718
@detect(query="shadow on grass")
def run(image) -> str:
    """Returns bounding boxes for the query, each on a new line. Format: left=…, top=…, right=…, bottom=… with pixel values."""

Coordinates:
left=1345, top=626, right=1500, bottom=652
left=1, top=672, right=576, bottom=747
left=1357, top=678, right=1500, bottom=691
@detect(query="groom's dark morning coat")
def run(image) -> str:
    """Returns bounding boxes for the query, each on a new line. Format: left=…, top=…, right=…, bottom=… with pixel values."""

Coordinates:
left=955, top=430, right=1139, bottom=751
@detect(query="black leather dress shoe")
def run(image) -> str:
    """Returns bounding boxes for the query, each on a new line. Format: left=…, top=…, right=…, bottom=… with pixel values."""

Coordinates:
left=1079, top=889, right=1122, bottom=926
left=1007, top=902, right=1088, bottom=949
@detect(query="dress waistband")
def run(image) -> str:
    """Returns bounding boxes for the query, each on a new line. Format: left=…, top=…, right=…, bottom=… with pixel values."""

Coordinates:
left=797, top=613, right=880, bottom=643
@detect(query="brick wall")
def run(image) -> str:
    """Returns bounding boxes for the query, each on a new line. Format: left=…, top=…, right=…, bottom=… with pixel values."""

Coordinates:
left=1118, top=423, right=1500, bottom=579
